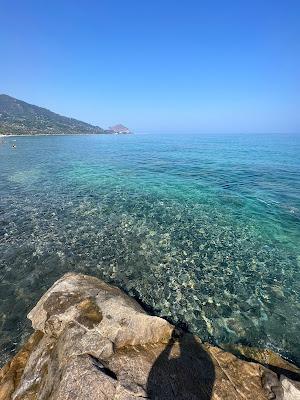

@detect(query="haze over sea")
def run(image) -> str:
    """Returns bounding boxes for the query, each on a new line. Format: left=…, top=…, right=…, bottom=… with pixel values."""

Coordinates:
left=0, top=132, right=299, bottom=365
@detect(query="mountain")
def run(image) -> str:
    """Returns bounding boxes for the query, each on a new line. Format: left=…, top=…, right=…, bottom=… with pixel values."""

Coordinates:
left=108, top=124, right=131, bottom=134
left=0, top=94, right=110, bottom=135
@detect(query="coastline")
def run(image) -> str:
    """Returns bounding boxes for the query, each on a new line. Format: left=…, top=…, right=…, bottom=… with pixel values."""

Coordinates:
left=1, top=272, right=299, bottom=399
left=0, top=132, right=132, bottom=137
left=0, top=133, right=112, bottom=137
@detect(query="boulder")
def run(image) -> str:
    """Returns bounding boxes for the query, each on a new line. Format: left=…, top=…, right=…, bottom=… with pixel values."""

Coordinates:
left=280, top=377, right=300, bottom=400
left=0, top=273, right=299, bottom=399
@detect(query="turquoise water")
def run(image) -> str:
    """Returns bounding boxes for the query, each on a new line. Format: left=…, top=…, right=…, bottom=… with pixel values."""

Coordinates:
left=0, top=133, right=299, bottom=365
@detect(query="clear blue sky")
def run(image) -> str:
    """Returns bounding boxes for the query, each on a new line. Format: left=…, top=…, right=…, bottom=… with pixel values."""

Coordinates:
left=1, top=0, right=299, bottom=133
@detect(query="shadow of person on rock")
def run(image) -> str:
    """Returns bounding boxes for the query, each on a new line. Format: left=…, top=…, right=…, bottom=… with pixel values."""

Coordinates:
left=146, top=329, right=215, bottom=399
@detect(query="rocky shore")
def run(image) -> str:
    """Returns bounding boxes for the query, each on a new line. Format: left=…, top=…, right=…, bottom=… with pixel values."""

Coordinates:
left=0, top=273, right=299, bottom=399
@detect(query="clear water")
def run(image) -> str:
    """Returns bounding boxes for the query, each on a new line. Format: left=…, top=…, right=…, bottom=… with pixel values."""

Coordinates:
left=0, top=133, right=299, bottom=365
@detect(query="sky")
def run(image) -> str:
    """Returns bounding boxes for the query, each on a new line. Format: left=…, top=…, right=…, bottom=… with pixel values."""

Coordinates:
left=0, top=0, right=300, bottom=133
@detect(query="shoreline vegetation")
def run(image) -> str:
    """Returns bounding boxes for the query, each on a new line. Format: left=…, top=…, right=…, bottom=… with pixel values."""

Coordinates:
left=0, top=132, right=132, bottom=137
left=0, top=94, right=132, bottom=136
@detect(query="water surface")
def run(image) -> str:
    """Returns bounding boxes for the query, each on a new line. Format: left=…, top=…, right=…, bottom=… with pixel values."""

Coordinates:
left=0, top=133, right=299, bottom=365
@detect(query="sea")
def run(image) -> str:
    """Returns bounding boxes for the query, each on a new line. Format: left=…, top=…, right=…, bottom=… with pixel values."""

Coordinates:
left=0, top=132, right=299, bottom=365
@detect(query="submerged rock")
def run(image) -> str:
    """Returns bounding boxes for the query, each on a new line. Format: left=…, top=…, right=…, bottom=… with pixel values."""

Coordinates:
left=0, top=273, right=299, bottom=399
left=223, top=343, right=300, bottom=380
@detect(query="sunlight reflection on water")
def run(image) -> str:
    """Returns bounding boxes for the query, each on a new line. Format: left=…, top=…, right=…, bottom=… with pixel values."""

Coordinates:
left=0, top=133, right=299, bottom=365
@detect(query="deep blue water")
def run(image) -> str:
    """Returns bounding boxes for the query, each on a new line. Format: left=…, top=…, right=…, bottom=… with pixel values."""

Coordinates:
left=0, top=133, right=299, bottom=365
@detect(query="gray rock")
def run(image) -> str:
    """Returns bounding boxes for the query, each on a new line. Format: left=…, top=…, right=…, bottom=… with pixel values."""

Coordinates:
left=281, top=376, right=300, bottom=400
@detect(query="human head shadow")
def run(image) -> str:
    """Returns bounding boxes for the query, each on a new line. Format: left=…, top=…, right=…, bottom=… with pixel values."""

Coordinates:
left=146, top=329, right=215, bottom=399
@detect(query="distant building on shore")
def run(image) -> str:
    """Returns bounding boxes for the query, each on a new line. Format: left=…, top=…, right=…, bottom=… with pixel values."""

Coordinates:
left=108, top=124, right=131, bottom=134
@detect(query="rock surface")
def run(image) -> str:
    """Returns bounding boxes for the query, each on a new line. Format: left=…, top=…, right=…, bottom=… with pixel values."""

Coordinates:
left=223, top=344, right=300, bottom=380
left=280, top=377, right=300, bottom=400
left=108, top=124, right=131, bottom=134
left=0, top=273, right=299, bottom=399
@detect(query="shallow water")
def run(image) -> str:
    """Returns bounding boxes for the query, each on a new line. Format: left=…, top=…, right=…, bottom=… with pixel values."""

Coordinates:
left=0, top=133, right=299, bottom=365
